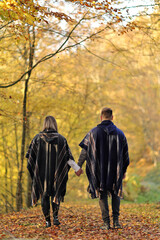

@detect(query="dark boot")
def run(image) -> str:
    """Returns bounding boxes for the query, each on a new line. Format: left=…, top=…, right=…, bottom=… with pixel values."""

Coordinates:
left=113, top=218, right=122, bottom=229
left=100, top=217, right=110, bottom=230
left=100, top=222, right=110, bottom=230
left=46, top=220, right=51, bottom=228
left=45, top=216, right=51, bottom=228
left=53, top=216, right=60, bottom=226
left=53, top=203, right=60, bottom=226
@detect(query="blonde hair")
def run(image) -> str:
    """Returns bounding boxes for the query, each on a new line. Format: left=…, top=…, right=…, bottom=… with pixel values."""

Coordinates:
left=42, top=116, right=58, bottom=132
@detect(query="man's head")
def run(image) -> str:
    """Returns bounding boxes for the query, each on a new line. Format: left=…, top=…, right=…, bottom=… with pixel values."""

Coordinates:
left=101, top=107, right=113, bottom=121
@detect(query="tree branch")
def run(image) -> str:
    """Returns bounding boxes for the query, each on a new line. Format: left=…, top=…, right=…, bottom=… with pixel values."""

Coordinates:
left=0, top=21, right=13, bottom=30
left=119, top=3, right=159, bottom=10
left=0, top=13, right=88, bottom=88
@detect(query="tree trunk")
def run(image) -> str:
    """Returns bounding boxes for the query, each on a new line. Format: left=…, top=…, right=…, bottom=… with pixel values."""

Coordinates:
left=14, top=122, right=19, bottom=170
left=16, top=78, right=28, bottom=211
left=16, top=26, right=35, bottom=211
left=1, top=123, right=8, bottom=213
left=26, top=112, right=32, bottom=207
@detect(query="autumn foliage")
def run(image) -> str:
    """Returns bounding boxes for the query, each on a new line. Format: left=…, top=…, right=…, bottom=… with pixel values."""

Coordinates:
left=0, top=202, right=160, bottom=239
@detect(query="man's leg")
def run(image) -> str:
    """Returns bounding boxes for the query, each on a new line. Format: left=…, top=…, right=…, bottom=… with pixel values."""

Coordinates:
left=99, top=192, right=110, bottom=229
left=41, top=193, right=51, bottom=227
left=51, top=199, right=60, bottom=225
left=112, top=192, right=121, bottom=228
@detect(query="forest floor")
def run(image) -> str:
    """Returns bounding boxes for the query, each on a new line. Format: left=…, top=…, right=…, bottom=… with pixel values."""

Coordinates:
left=0, top=201, right=159, bottom=240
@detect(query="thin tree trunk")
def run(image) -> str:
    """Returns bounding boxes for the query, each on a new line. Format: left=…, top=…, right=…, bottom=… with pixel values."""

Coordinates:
left=9, top=158, right=14, bottom=209
left=14, top=122, right=19, bottom=170
left=16, top=26, right=35, bottom=211
left=26, top=112, right=32, bottom=207
left=1, top=123, right=8, bottom=213
left=7, top=148, right=14, bottom=210
left=16, top=78, right=28, bottom=211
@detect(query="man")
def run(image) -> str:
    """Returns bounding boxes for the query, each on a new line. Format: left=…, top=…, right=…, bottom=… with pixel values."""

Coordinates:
left=78, top=107, right=129, bottom=230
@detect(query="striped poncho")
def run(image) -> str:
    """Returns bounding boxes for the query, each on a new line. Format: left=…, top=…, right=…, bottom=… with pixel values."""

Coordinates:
left=79, top=120, right=130, bottom=198
left=26, top=129, right=73, bottom=205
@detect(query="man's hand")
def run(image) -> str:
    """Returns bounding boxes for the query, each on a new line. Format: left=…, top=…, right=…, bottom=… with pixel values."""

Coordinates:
left=75, top=168, right=83, bottom=177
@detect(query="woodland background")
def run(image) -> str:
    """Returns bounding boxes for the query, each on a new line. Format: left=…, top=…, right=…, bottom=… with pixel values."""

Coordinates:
left=0, top=0, right=160, bottom=215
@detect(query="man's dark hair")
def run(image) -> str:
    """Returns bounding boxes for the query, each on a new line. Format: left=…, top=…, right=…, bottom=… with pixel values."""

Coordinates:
left=101, top=107, right=113, bottom=119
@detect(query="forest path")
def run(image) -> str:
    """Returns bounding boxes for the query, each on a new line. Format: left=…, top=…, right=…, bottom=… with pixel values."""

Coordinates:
left=0, top=202, right=159, bottom=239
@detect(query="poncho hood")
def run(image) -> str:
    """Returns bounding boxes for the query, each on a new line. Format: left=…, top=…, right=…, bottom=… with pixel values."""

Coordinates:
left=39, top=129, right=58, bottom=144
left=97, top=120, right=117, bottom=134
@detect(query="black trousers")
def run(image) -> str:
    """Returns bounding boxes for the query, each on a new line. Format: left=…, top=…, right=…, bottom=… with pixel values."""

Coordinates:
left=41, top=193, right=59, bottom=221
left=99, top=191, right=120, bottom=223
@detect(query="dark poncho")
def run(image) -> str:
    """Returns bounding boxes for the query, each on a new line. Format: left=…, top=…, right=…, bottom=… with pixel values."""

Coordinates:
left=26, top=129, right=73, bottom=205
left=79, top=120, right=129, bottom=198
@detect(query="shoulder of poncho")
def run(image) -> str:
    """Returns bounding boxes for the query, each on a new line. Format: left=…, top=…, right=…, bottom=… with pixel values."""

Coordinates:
left=89, top=126, right=100, bottom=137
left=32, top=133, right=41, bottom=142
left=57, top=133, right=67, bottom=142
left=116, top=127, right=125, bottom=138
left=90, top=126, right=98, bottom=134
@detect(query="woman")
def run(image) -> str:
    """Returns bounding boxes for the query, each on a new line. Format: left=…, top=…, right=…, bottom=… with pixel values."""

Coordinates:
left=26, top=116, right=82, bottom=228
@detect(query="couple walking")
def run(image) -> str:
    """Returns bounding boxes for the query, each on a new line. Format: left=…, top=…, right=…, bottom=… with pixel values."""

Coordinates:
left=26, top=107, right=129, bottom=230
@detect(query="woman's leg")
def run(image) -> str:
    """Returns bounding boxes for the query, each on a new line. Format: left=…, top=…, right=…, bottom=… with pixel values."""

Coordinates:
left=51, top=199, right=60, bottom=225
left=41, top=193, right=51, bottom=226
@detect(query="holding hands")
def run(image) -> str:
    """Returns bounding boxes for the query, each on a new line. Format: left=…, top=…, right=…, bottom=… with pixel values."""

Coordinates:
left=75, top=168, right=83, bottom=177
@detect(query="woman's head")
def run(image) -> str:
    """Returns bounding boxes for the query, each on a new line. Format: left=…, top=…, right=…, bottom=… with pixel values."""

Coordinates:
left=42, top=116, right=58, bottom=132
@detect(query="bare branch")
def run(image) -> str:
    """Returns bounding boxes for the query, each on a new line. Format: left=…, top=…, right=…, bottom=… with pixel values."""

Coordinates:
left=0, top=13, right=88, bottom=88
left=119, top=3, right=159, bottom=10
left=83, top=45, right=122, bottom=68
left=0, top=21, right=13, bottom=30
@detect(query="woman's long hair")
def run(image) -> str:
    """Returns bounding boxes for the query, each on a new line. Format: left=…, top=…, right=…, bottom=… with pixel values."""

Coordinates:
left=42, top=116, right=58, bottom=132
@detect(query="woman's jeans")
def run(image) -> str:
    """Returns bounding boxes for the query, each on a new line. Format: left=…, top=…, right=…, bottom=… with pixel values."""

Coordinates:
left=41, top=193, right=59, bottom=221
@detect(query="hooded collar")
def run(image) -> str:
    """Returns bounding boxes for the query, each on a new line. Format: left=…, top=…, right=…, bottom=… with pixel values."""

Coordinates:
left=40, top=129, right=58, bottom=143
left=98, top=120, right=113, bottom=127
left=97, top=120, right=117, bottom=135
left=42, top=129, right=57, bottom=133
